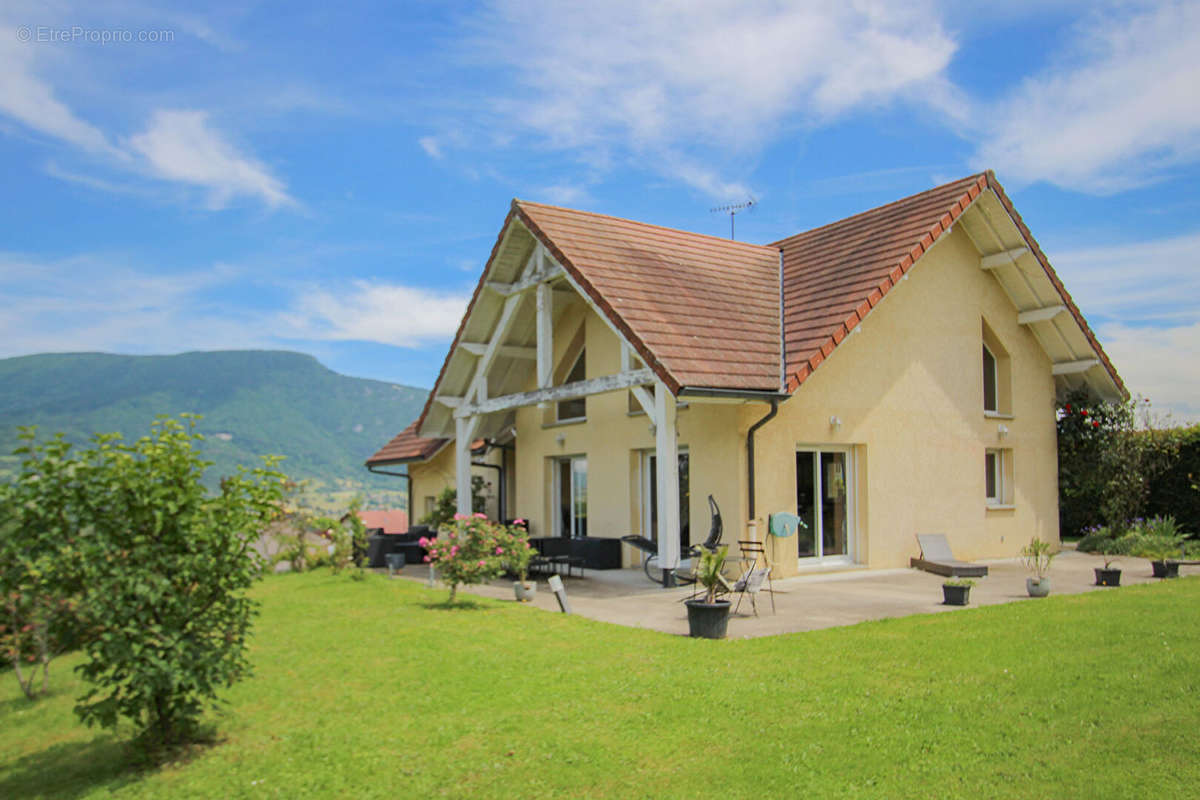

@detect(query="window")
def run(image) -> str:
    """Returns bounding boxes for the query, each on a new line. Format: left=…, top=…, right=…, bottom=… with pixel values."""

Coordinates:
left=981, top=319, right=1011, bottom=415
left=555, top=455, right=587, bottom=537
left=641, top=449, right=690, bottom=548
left=982, top=344, right=998, bottom=413
left=556, top=349, right=586, bottom=421
left=796, top=448, right=854, bottom=562
left=985, top=448, right=1012, bottom=506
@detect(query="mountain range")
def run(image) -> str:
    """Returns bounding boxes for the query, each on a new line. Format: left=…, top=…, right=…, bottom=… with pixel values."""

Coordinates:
left=0, top=351, right=426, bottom=510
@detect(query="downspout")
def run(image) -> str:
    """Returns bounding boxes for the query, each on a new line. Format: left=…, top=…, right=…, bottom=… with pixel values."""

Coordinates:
left=366, top=464, right=413, bottom=529
left=746, top=399, right=778, bottom=522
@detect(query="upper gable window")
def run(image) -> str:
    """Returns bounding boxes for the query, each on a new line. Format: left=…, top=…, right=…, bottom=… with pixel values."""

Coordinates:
left=981, top=319, right=1012, bottom=415
left=557, top=349, right=586, bottom=422
left=983, top=344, right=998, bottom=412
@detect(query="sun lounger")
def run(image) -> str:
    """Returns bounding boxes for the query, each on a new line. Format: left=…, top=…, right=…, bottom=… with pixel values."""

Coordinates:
left=910, top=534, right=989, bottom=578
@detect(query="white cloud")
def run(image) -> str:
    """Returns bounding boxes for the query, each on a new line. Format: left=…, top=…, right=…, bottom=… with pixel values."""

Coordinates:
left=418, top=136, right=443, bottom=159
left=128, top=110, right=294, bottom=209
left=278, top=281, right=470, bottom=348
left=0, top=24, right=123, bottom=159
left=1098, top=321, right=1200, bottom=423
left=537, top=183, right=590, bottom=206
left=974, top=1, right=1200, bottom=192
left=469, top=0, right=959, bottom=196
left=1052, top=232, right=1200, bottom=325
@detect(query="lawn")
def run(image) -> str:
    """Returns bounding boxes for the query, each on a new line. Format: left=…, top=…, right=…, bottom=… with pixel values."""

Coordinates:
left=3, top=572, right=1199, bottom=799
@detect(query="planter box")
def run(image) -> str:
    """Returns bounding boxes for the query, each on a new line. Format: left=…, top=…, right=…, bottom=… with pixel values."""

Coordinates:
left=1151, top=560, right=1180, bottom=579
left=942, top=584, right=971, bottom=606
left=1094, top=567, right=1121, bottom=587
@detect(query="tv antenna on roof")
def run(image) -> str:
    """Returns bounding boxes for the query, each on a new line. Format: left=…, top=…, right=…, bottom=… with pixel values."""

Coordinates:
left=711, top=197, right=756, bottom=240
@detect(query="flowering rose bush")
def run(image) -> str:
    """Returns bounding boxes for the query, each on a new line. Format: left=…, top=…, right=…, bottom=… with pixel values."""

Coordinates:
left=500, top=519, right=536, bottom=586
left=421, top=514, right=509, bottom=603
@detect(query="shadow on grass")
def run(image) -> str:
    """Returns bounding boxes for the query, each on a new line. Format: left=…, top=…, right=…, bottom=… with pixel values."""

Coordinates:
left=418, top=598, right=489, bottom=611
left=0, top=737, right=141, bottom=800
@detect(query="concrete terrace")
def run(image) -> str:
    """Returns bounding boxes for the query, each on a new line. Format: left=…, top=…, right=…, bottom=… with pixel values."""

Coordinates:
left=394, top=549, right=1193, bottom=638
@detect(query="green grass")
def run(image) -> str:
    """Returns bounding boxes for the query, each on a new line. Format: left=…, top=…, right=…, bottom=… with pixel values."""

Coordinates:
left=3, top=574, right=1200, bottom=799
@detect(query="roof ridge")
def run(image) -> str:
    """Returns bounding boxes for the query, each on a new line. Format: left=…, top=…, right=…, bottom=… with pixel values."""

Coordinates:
left=769, top=172, right=986, bottom=248
left=514, top=199, right=781, bottom=254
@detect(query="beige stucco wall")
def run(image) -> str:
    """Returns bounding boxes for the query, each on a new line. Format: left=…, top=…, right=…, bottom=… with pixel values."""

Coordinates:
left=409, top=444, right=505, bottom=525
left=412, top=223, right=1060, bottom=575
left=751, top=225, right=1059, bottom=574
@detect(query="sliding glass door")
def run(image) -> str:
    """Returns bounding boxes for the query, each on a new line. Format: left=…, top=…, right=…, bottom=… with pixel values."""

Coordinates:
left=555, top=456, right=587, bottom=538
left=642, top=450, right=690, bottom=549
left=796, top=448, right=853, bottom=563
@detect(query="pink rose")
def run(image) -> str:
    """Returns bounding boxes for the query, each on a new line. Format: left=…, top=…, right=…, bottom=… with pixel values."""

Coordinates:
left=495, top=547, right=504, bottom=554
left=514, top=518, right=525, bottom=525
left=453, top=513, right=468, bottom=521
left=423, top=555, right=431, bottom=563
left=418, top=537, right=428, bottom=546
left=478, top=560, right=485, bottom=567
left=474, top=512, right=487, bottom=519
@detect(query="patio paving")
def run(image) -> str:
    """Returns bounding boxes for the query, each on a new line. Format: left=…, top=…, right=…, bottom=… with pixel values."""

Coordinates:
left=392, top=549, right=1191, bottom=638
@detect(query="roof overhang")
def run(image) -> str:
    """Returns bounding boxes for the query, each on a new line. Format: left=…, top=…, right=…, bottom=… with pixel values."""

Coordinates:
left=954, top=179, right=1126, bottom=403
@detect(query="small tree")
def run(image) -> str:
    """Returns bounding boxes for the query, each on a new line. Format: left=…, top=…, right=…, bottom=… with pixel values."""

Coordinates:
left=0, top=430, right=89, bottom=700
left=72, top=416, right=287, bottom=750
left=421, top=514, right=507, bottom=603
left=418, top=479, right=489, bottom=530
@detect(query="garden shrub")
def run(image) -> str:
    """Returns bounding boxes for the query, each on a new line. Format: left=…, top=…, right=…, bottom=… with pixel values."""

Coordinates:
left=421, top=514, right=522, bottom=603
left=69, top=416, right=288, bottom=750
left=1145, top=424, right=1200, bottom=538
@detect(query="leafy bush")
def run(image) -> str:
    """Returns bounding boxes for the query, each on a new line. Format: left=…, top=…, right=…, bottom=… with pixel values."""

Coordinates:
left=499, top=520, right=535, bottom=584
left=1057, top=391, right=1180, bottom=537
left=421, top=514, right=510, bottom=603
left=1077, top=516, right=1188, bottom=562
left=69, top=416, right=288, bottom=750
left=1145, top=424, right=1200, bottom=537
left=417, top=478, right=489, bottom=531
left=0, top=430, right=91, bottom=699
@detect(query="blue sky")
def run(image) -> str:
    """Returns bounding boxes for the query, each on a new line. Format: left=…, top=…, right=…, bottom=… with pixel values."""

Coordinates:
left=2, top=1, right=1198, bottom=420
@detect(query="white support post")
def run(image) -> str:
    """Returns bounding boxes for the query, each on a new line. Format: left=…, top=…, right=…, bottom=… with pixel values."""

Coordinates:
left=536, top=281, right=552, bottom=389
left=455, top=415, right=481, bottom=516
left=654, top=381, right=681, bottom=576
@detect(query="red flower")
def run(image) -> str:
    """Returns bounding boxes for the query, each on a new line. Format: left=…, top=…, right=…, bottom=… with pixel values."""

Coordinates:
left=1065, top=404, right=1072, bottom=412
left=1082, top=410, right=1089, bottom=417
left=1093, top=421, right=1100, bottom=429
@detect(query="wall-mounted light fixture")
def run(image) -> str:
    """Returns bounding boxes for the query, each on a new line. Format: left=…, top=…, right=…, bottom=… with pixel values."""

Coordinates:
left=997, top=423, right=1009, bottom=439
left=829, top=415, right=842, bottom=429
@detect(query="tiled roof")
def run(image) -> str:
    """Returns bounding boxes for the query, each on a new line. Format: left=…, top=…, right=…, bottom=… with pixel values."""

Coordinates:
left=515, top=202, right=782, bottom=392
left=773, top=173, right=986, bottom=389
left=357, top=510, right=409, bottom=534
left=365, top=421, right=446, bottom=465
left=772, top=172, right=1123, bottom=395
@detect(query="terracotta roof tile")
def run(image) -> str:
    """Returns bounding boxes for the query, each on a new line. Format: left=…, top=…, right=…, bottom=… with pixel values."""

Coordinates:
left=365, top=421, right=446, bottom=466
left=515, top=201, right=782, bottom=392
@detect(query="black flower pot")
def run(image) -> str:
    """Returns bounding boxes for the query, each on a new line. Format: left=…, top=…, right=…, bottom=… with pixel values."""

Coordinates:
left=942, top=584, right=971, bottom=606
left=685, top=599, right=732, bottom=639
left=1094, top=567, right=1121, bottom=587
left=1151, top=560, right=1180, bottom=579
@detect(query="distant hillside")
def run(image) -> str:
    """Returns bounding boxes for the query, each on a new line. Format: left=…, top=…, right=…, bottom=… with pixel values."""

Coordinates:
left=0, top=351, right=427, bottom=507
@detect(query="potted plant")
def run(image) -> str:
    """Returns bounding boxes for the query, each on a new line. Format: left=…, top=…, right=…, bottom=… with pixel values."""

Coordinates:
left=1020, top=537, right=1056, bottom=597
left=1094, top=553, right=1121, bottom=587
left=503, top=520, right=537, bottom=601
left=684, top=545, right=732, bottom=639
left=942, top=578, right=975, bottom=606
left=1145, top=542, right=1181, bottom=579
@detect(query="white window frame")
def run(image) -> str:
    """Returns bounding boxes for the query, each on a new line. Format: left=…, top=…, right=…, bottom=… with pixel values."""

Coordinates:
left=552, top=454, right=588, bottom=538
left=985, top=448, right=1011, bottom=506
left=795, top=445, right=856, bottom=566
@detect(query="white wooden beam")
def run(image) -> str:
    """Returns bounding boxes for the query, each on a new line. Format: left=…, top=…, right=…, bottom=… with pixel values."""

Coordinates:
left=654, top=382, right=681, bottom=572
left=459, top=342, right=535, bottom=359
left=536, top=281, right=552, bottom=388
left=980, top=247, right=1029, bottom=270
left=1052, top=358, right=1100, bottom=376
left=435, top=396, right=464, bottom=409
left=631, top=386, right=655, bottom=418
left=486, top=263, right=563, bottom=297
left=456, top=368, right=654, bottom=418
left=1017, top=305, right=1067, bottom=325
left=454, top=415, right=481, bottom=516
left=464, top=293, right=523, bottom=407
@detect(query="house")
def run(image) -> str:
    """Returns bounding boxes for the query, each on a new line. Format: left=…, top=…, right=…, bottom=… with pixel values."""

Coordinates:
left=366, top=172, right=1124, bottom=579
left=356, top=509, right=410, bottom=535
